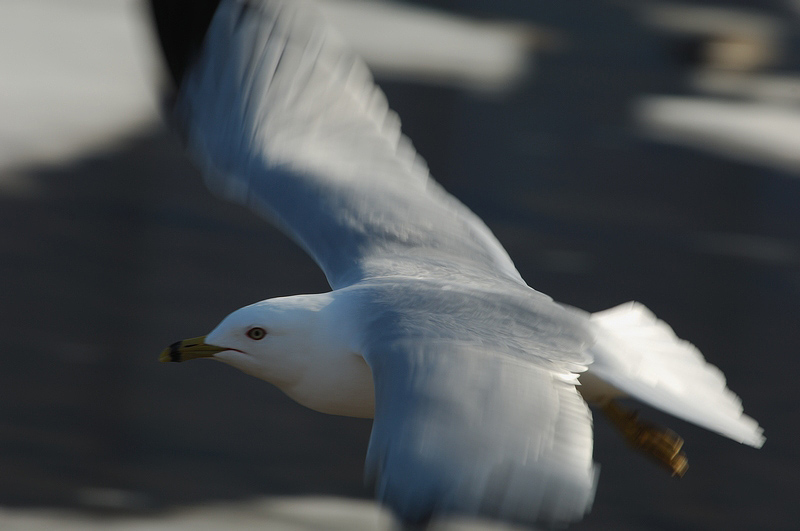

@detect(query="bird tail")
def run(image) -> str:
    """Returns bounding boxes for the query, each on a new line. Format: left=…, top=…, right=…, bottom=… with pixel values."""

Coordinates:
left=586, top=302, right=765, bottom=448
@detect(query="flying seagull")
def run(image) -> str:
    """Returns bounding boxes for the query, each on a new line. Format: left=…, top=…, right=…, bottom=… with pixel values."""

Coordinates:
left=149, top=0, right=764, bottom=527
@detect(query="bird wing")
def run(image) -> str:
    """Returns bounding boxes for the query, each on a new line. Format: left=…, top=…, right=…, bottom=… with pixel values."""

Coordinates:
left=161, top=0, right=524, bottom=289
left=366, top=345, right=596, bottom=527
left=356, top=283, right=596, bottom=527
left=589, top=302, right=765, bottom=447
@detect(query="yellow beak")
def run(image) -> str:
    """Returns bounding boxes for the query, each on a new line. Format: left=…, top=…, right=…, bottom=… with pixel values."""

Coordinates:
left=160, top=335, right=227, bottom=363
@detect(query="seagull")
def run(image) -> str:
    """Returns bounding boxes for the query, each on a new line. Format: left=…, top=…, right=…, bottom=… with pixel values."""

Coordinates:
left=149, top=0, right=764, bottom=527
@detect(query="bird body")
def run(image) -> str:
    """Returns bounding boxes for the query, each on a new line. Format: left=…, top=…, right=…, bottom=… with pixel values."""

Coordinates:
left=151, top=0, right=764, bottom=527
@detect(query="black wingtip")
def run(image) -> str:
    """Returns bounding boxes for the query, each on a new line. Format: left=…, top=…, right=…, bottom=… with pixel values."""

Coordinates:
left=148, top=0, right=223, bottom=88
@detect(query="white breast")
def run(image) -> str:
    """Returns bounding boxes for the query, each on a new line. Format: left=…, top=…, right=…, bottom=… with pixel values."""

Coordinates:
left=283, top=351, right=375, bottom=418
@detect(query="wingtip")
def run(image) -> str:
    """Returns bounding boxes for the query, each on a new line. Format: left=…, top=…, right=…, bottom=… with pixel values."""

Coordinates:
left=740, top=424, right=766, bottom=449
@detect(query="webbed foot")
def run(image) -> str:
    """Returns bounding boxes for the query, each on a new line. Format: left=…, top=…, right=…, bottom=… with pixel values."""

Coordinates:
left=601, top=400, right=688, bottom=477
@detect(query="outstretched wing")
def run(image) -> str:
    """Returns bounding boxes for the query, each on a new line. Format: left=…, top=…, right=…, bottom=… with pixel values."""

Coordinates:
left=364, top=338, right=596, bottom=527
left=357, top=283, right=597, bottom=527
left=156, top=0, right=523, bottom=289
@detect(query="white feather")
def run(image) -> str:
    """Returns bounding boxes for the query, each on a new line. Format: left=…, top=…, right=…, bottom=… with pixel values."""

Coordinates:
left=587, top=302, right=764, bottom=447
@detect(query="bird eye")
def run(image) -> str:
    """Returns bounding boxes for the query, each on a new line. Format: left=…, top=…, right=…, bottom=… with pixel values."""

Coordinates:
left=246, top=327, right=267, bottom=340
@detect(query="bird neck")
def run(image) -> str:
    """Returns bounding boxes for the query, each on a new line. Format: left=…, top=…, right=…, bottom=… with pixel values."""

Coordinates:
left=273, top=291, right=375, bottom=418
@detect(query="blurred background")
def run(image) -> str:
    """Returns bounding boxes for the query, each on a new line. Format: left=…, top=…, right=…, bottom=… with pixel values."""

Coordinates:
left=1, top=0, right=798, bottom=529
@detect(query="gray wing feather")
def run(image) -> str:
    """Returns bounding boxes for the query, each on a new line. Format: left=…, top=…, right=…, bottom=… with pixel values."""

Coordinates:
left=172, top=0, right=523, bottom=288
left=357, top=284, right=596, bottom=526
left=364, top=338, right=597, bottom=527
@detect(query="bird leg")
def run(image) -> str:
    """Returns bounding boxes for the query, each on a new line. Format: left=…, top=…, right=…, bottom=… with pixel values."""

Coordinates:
left=601, top=400, right=689, bottom=477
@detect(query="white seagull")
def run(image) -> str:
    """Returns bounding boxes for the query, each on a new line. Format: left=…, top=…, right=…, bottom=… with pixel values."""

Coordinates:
left=150, top=0, right=764, bottom=527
